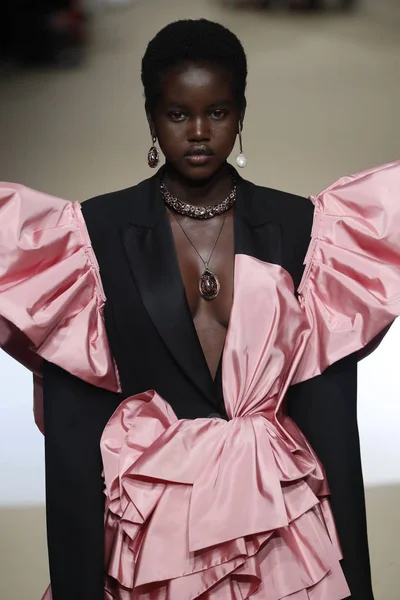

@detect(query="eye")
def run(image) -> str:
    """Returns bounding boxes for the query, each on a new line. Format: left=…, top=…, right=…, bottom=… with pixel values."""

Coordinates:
left=209, top=109, right=228, bottom=120
left=168, top=111, right=186, bottom=122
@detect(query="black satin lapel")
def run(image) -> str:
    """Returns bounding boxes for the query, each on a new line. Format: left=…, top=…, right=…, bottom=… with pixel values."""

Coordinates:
left=234, top=175, right=283, bottom=265
left=234, top=199, right=258, bottom=258
left=123, top=212, right=218, bottom=408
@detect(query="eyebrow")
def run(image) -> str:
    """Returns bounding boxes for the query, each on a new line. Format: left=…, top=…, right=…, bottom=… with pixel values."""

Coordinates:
left=208, top=101, right=232, bottom=107
left=166, top=100, right=232, bottom=109
left=166, top=102, right=189, bottom=109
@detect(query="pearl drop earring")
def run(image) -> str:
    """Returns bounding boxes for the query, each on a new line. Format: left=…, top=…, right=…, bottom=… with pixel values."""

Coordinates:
left=235, top=125, right=247, bottom=168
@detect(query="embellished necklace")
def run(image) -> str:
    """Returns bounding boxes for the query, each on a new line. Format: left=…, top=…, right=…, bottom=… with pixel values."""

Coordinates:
left=160, top=180, right=236, bottom=220
left=169, top=210, right=228, bottom=301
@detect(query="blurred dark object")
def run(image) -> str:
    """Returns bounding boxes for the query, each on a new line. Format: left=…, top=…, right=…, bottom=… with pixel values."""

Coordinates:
left=291, top=0, right=358, bottom=9
left=234, top=0, right=358, bottom=10
left=1, top=1, right=88, bottom=67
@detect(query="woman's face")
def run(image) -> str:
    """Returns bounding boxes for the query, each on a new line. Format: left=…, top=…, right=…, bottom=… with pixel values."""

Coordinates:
left=149, top=62, right=245, bottom=182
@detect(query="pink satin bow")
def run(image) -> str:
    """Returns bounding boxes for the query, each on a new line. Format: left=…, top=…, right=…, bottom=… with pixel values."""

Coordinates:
left=101, top=390, right=344, bottom=600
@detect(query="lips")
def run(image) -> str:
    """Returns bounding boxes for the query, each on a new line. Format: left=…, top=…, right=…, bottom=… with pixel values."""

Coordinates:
left=184, top=146, right=214, bottom=166
left=185, top=146, right=214, bottom=158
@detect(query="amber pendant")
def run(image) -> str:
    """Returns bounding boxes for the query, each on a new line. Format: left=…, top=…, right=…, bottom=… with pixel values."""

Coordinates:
left=199, top=268, right=220, bottom=300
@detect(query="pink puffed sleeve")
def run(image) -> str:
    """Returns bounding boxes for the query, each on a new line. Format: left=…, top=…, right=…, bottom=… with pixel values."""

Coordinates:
left=295, top=161, right=400, bottom=384
left=0, top=183, right=120, bottom=394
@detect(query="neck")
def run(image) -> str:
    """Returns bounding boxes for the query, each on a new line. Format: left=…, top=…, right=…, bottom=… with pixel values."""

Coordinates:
left=163, top=162, right=233, bottom=207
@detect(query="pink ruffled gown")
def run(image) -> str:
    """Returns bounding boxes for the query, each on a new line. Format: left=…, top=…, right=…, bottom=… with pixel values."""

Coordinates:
left=1, top=161, right=399, bottom=599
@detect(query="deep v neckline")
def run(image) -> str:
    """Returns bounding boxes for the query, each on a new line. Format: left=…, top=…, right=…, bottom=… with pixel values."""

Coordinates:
left=121, top=165, right=279, bottom=411
left=165, top=209, right=232, bottom=386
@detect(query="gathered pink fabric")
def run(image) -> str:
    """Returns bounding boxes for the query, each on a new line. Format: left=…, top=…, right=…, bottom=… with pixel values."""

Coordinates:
left=0, top=183, right=120, bottom=393
left=296, top=160, right=400, bottom=383
left=1, top=161, right=400, bottom=599
left=100, top=255, right=348, bottom=600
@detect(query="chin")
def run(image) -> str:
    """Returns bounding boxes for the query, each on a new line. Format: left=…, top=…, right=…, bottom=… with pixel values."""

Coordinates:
left=175, top=161, right=228, bottom=183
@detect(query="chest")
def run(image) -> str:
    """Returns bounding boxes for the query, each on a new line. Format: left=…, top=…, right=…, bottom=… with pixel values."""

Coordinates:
left=169, top=212, right=235, bottom=378
left=82, top=182, right=312, bottom=414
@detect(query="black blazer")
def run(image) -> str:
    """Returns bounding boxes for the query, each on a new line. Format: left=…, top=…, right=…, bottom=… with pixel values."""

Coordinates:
left=43, top=169, right=373, bottom=599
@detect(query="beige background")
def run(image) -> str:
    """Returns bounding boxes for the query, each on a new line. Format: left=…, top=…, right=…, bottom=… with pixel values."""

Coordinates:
left=0, top=0, right=399, bottom=598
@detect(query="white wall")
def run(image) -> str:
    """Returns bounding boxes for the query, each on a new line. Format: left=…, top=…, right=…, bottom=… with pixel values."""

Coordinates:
left=358, top=319, right=400, bottom=487
left=0, top=354, right=44, bottom=507
left=1, top=320, right=399, bottom=506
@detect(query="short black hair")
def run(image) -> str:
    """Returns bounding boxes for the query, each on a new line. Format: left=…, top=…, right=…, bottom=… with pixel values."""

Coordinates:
left=141, top=19, right=248, bottom=112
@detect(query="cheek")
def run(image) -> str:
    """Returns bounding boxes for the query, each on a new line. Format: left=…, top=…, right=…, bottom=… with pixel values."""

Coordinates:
left=214, top=122, right=238, bottom=149
left=158, top=124, right=185, bottom=155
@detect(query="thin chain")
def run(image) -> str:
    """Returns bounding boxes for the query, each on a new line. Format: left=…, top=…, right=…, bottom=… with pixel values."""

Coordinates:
left=170, top=210, right=228, bottom=269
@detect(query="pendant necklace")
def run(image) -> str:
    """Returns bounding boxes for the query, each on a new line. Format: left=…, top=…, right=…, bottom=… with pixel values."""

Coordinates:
left=169, top=210, right=228, bottom=301
left=160, top=179, right=236, bottom=300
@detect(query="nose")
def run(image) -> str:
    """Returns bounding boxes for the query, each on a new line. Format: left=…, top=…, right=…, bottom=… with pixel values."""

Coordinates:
left=188, top=115, right=211, bottom=142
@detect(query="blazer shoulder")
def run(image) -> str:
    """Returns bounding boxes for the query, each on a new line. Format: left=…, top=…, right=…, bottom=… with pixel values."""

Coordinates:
left=251, top=181, right=313, bottom=218
left=81, top=176, right=153, bottom=225
left=248, top=181, right=314, bottom=238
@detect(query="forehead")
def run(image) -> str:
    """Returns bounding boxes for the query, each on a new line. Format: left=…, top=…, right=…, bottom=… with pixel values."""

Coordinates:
left=160, top=62, right=235, bottom=104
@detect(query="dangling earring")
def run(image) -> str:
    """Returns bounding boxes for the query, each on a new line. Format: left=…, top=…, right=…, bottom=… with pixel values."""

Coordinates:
left=148, top=135, right=160, bottom=169
left=235, top=124, right=247, bottom=168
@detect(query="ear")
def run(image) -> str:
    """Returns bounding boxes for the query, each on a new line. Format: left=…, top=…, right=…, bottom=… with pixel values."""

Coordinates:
left=146, top=105, right=156, bottom=139
left=239, top=99, right=247, bottom=130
